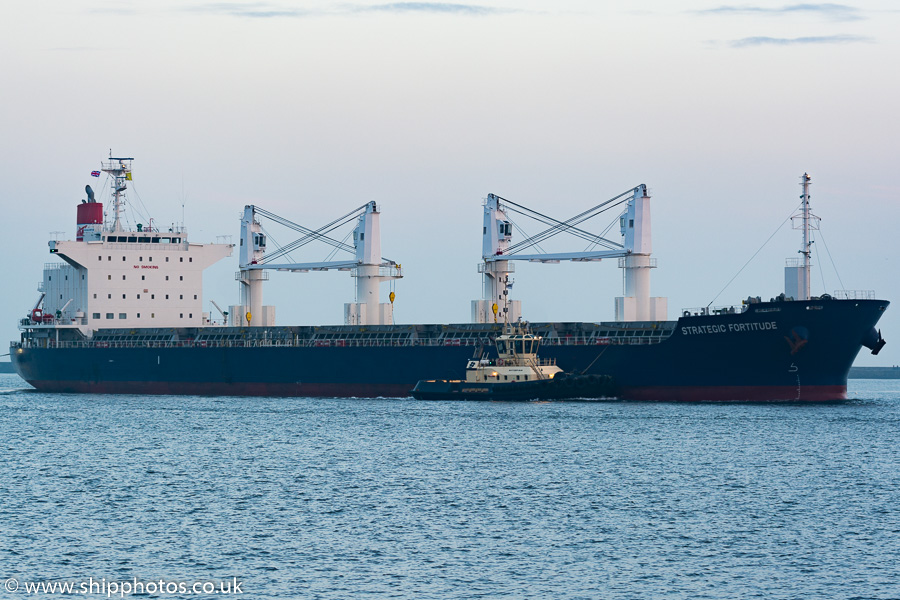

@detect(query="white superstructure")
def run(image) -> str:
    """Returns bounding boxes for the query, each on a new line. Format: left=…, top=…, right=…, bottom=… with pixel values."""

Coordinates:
left=29, top=157, right=233, bottom=333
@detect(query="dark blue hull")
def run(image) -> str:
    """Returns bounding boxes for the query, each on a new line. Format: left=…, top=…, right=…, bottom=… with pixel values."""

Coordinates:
left=11, top=298, right=889, bottom=401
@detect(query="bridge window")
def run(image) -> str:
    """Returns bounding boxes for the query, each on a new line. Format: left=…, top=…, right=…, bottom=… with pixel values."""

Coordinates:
left=92, top=313, right=100, bottom=319
left=105, top=313, right=114, bottom=319
left=119, top=313, right=126, bottom=319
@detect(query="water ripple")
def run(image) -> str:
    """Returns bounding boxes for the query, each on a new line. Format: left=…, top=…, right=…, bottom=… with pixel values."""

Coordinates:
left=0, top=375, right=898, bottom=599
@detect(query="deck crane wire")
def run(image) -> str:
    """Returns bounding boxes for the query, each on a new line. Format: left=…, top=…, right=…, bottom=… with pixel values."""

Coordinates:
left=503, top=203, right=615, bottom=250
left=258, top=223, right=289, bottom=262
left=506, top=217, right=547, bottom=256
left=502, top=201, right=621, bottom=251
left=323, top=229, right=355, bottom=263
left=816, top=224, right=846, bottom=291
left=125, top=183, right=153, bottom=228
left=813, top=231, right=828, bottom=293
left=583, top=216, right=620, bottom=252
left=254, top=204, right=366, bottom=264
left=706, top=202, right=801, bottom=308
left=498, top=189, right=634, bottom=255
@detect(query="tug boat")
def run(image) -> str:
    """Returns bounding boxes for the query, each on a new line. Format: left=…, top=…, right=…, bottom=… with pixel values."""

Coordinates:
left=410, top=322, right=617, bottom=400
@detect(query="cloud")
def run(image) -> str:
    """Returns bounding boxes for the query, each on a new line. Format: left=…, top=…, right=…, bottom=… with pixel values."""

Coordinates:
left=189, top=2, right=511, bottom=18
left=187, top=3, right=310, bottom=18
left=48, top=46, right=105, bottom=52
left=699, top=4, right=864, bottom=21
left=730, top=33, right=873, bottom=47
left=358, top=3, right=508, bottom=15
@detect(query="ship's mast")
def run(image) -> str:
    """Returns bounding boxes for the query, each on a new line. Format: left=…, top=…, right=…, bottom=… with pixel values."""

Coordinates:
left=785, top=173, right=820, bottom=301
left=800, top=173, right=812, bottom=301
left=101, top=156, right=134, bottom=232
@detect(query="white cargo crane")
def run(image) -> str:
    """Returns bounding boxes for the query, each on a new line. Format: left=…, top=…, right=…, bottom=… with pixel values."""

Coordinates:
left=237, top=202, right=402, bottom=327
left=472, top=185, right=667, bottom=323
left=209, top=300, right=229, bottom=324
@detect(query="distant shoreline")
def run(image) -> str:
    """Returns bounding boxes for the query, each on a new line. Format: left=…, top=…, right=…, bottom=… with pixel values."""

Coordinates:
left=1, top=362, right=898, bottom=378
left=848, top=366, right=900, bottom=379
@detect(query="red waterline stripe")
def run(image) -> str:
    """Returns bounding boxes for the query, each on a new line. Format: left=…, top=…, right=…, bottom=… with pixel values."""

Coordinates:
left=25, top=380, right=848, bottom=402
left=620, top=385, right=847, bottom=402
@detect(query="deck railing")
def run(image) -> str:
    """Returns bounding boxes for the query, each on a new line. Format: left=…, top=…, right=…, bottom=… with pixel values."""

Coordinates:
left=833, top=290, right=876, bottom=300
left=15, top=332, right=670, bottom=351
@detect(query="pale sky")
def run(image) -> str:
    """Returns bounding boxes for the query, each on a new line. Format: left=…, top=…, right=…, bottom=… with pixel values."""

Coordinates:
left=2, top=1, right=898, bottom=367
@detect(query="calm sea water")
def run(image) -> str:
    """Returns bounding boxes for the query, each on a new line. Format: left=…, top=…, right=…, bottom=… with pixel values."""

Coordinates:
left=1, top=373, right=898, bottom=600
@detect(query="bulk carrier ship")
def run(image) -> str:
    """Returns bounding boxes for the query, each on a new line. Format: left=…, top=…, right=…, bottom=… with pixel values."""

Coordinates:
left=10, top=157, right=889, bottom=401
